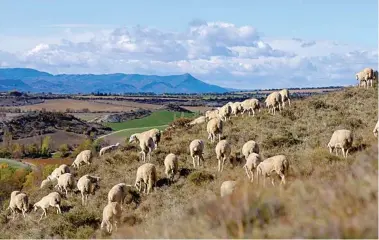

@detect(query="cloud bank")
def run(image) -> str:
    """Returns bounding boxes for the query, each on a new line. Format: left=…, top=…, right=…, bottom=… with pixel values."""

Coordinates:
left=0, top=21, right=377, bottom=89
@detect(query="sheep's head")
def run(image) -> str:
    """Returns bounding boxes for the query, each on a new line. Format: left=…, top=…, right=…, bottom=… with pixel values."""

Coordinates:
left=33, top=204, right=38, bottom=212
left=129, top=134, right=138, bottom=143
left=355, top=73, right=359, bottom=80
left=115, top=142, right=120, bottom=147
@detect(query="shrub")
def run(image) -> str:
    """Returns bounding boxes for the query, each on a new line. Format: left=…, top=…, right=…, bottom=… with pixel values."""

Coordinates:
left=188, top=170, right=214, bottom=186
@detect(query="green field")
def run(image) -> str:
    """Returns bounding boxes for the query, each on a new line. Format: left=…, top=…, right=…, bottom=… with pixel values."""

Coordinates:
left=0, top=158, right=32, bottom=169
left=104, top=110, right=196, bottom=131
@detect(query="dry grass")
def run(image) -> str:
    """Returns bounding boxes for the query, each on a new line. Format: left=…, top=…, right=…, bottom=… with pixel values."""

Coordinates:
left=0, top=87, right=377, bottom=239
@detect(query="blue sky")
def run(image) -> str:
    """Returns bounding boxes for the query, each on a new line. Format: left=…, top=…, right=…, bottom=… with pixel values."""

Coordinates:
left=0, top=0, right=377, bottom=89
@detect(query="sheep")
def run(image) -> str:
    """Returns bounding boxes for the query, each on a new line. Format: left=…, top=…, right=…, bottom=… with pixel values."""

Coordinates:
left=7, top=191, right=29, bottom=219
left=279, top=89, right=291, bottom=108
left=99, top=142, right=120, bottom=156
left=256, top=155, right=289, bottom=187
left=215, top=140, right=231, bottom=172
left=220, top=180, right=237, bottom=197
left=40, top=178, right=53, bottom=189
left=356, top=71, right=369, bottom=88
left=243, top=153, right=262, bottom=182
left=363, top=67, right=375, bottom=87
left=186, top=116, right=206, bottom=126
left=189, top=139, right=205, bottom=168
left=265, top=91, right=282, bottom=115
left=164, top=153, right=179, bottom=183
left=230, top=102, right=244, bottom=116
left=47, top=164, right=70, bottom=181
left=55, top=173, right=75, bottom=197
left=205, top=109, right=220, bottom=120
left=107, top=183, right=135, bottom=207
left=71, top=150, right=93, bottom=169
left=33, top=192, right=62, bottom=220
left=241, top=140, right=260, bottom=160
left=129, top=133, right=155, bottom=162
left=373, top=120, right=379, bottom=137
left=207, top=117, right=223, bottom=143
left=241, top=98, right=260, bottom=116
left=327, top=129, right=353, bottom=158
left=101, top=202, right=122, bottom=233
left=77, top=174, right=101, bottom=205
left=134, top=163, right=157, bottom=194
left=143, top=128, right=162, bottom=149
left=218, top=104, right=232, bottom=121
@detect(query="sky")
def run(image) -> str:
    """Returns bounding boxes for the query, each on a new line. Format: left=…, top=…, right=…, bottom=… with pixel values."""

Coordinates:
left=0, top=0, right=377, bottom=89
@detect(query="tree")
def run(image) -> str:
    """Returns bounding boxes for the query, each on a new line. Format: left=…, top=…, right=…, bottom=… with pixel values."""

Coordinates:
left=11, top=143, right=24, bottom=159
left=3, top=129, right=12, bottom=150
left=41, top=136, right=52, bottom=157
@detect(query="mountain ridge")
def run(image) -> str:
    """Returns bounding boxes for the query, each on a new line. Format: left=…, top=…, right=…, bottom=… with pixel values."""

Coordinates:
left=0, top=68, right=230, bottom=94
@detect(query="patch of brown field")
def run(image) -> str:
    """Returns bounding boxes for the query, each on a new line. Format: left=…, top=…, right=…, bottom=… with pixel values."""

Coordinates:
left=13, top=130, right=86, bottom=151
left=180, top=105, right=213, bottom=113
left=7, top=99, right=132, bottom=112
left=71, top=112, right=109, bottom=121
left=22, top=158, right=74, bottom=166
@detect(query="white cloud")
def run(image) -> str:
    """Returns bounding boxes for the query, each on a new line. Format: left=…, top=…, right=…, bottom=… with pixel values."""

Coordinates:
left=0, top=21, right=377, bottom=89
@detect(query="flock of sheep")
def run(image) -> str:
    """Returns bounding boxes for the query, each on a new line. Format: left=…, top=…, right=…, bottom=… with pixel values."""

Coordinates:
left=5, top=69, right=379, bottom=235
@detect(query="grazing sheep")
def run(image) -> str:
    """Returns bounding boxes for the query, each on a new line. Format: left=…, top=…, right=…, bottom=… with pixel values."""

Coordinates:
left=189, top=139, right=205, bottom=168
left=373, top=120, right=379, bottom=137
left=55, top=173, right=75, bottom=197
left=77, top=174, right=101, bottom=205
left=230, top=102, right=244, bottom=116
left=279, top=89, right=291, bottom=108
left=265, top=91, right=282, bottom=115
left=33, top=192, right=62, bottom=220
left=186, top=116, right=207, bottom=126
left=243, top=153, right=262, bottom=182
left=241, top=98, right=260, bottom=116
left=220, top=181, right=237, bottom=197
left=207, top=118, right=223, bottom=143
left=143, top=128, right=162, bottom=149
left=327, top=129, right=353, bottom=158
left=71, top=150, right=93, bottom=169
left=40, top=179, right=53, bottom=189
left=205, top=109, right=220, bottom=120
left=355, top=69, right=374, bottom=88
left=47, top=164, right=70, bottom=181
left=164, top=153, right=179, bottom=183
left=241, top=140, right=260, bottom=160
left=101, top=202, right=122, bottom=233
left=363, top=67, right=375, bottom=87
left=107, top=183, right=134, bottom=206
left=257, top=155, right=289, bottom=187
left=7, top=191, right=29, bottom=219
left=215, top=140, right=231, bottom=172
left=135, top=163, right=157, bottom=194
left=99, top=142, right=120, bottom=156
left=219, top=104, right=232, bottom=121
left=129, top=133, right=155, bottom=162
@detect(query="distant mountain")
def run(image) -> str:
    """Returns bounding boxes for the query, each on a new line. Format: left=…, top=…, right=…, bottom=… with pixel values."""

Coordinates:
left=0, top=68, right=229, bottom=94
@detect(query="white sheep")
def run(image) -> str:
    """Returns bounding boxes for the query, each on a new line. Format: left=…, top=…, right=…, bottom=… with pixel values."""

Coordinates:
left=142, top=128, right=162, bottom=149
left=215, top=140, right=231, bottom=172
left=220, top=180, right=237, bottom=197
left=373, top=120, right=379, bottom=137
left=356, top=71, right=369, bottom=88
left=265, top=91, right=282, bottom=115
left=7, top=191, right=29, bottom=219
left=363, top=67, right=375, bottom=87
left=241, top=140, right=260, bottom=160
left=218, top=104, right=232, bottom=121
left=107, top=183, right=135, bottom=206
left=205, top=109, right=220, bottom=120
left=47, top=164, right=70, bottom=181
left=77, top=174, right=101, bottom=205
left=186, top=116, right=206, bottom=126
left=134, top=163, right=157, bottom=194
left=207, top=117, right=223, bottom=143
left=189, top=139, right=205, bottom=168
left=40, top=178, right=53, bottom=189
left=164, top=153, right=179, bottom=183
left=101, top=202, right=122, bottom=233
left=55, top=173, right=75, bottom=197
left=33, top=192, right=62, bottom=220
left=129, top=133, right=155, bottom=162
left=71, top=150, right=93, bottom=169
left=279, top=89, right=291, bottom=108
left=241, top=98, right=260, bottom=116
left=327, top=129, right=353, bottom=158
left=243, top=153, right=262, bottom=182
left=256, top=155, right=289, bottom=187
left=230, top=102, right=244, bottom=116
left=99, top=142, right=120, bottom=156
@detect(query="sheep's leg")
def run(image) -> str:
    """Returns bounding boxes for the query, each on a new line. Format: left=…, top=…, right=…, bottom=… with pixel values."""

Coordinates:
left=271, top=177, right=275, bottom=187
left=221, top=157, right=226, bottom=172
left=197, top=155, right=201, bottom=168
left=279, top=172, right=286, bottom=185
left=217, top=158, right=221, bottom=172
left=192, top=156, right=196, bottom=168
left=345, top=149, right=349, bottom=158
left=341, top=148, right=345, bottom=158
left=81, top=192, right=85, bottom=205
left=244, top=165, right=251, bottom=180
left=328, top=146, right=332, bottom=154
left=249, top=169, right=254, bottom=183
left=56, top=205, right=62, bottom=214
left=218, top=134, right=221, bottom=142
left=288, top=99, right=291, bottom=106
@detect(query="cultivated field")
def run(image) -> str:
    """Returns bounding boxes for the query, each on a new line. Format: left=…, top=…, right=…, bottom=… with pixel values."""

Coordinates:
left=0, top=87, right=377, bottom=238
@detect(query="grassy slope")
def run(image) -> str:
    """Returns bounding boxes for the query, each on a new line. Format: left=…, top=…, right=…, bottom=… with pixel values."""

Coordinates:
left=0, top=87, right=377, bottom=238
left=104, top=110, right=195, bottom=131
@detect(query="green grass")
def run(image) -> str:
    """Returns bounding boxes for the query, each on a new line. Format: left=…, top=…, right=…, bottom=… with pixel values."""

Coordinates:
left=0, top=158, right=31, bottom=169
left=104, top=110, right=195, bottom=131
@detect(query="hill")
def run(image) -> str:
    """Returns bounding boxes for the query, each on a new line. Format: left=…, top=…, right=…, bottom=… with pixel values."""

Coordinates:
left=0, top=68, right=229, bottom=94
left=0, top=87, right=377, bottom=238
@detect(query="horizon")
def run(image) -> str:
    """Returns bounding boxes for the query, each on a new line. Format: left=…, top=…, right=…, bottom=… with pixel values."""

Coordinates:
left=0, top=0, right=378, bottom=89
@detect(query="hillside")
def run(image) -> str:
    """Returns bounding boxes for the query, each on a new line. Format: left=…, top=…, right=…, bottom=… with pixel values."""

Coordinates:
left=0, top=87, right=377, bottom=238
left=0, top=68, right=229, bottom=94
